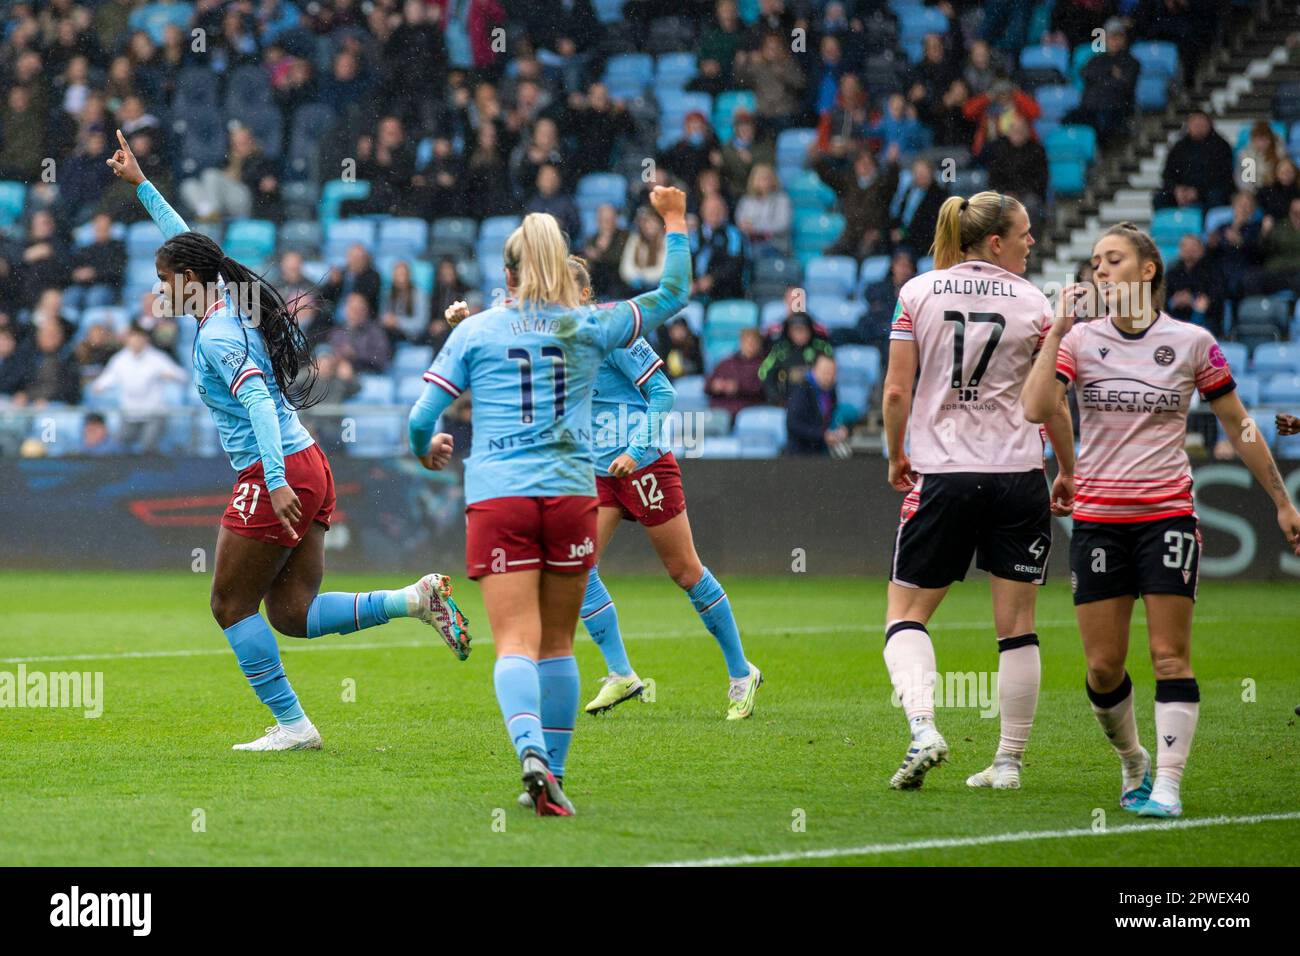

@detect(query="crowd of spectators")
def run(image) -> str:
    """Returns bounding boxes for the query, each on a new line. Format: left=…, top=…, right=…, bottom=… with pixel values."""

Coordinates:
left=0, top=0, right=1249, bottom=458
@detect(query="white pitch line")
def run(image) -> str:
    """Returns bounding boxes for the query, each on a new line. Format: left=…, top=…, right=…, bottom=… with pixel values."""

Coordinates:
left=0, top=614, right=1256, bottom=664
left=649, top=811, right=1300, bottom=867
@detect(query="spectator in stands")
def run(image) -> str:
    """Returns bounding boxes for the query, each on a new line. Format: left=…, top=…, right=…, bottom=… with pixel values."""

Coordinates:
left=465, top=122, right=516, bottom=218
left=809, top=35, right=848, bottom=118
left=65, top=213, right=126, bottom=312
left=981, top=1, right=1032, bottom=57
left=271, top=252, right=315, bottom=309
left=719, top=110, right=773, bottom=198
left=13, top=320, right=80, bottom=407
left=318, top=48, right=371, bottom=113
left=962, top=40, right=1002, bottom=96
left=693, top=167, right=733, bottom=219
left=924, top=78, right=978, bottom=148
left=1206, top=189, right=1263, bottom=297
left=350, top=116, right=416, bottom=218
left=874, top=93, right=930, bottom=158
left=787, top=353, right=850, bottom=456
left=526, top=165, right=582, bottom=244
left=381, top=261, right=430, bottom=342
left=89, top=325, right=188, bottom=453
left=99, top=127, right=171, bottom=223
left=620, top=206, right=667, bottom=293
left=699, top=0, right=745, bottom=86
left=74, top=321, right=122, bottom=376
left=660, top=111, right=720, bottom=192
left=179, top=124, right=279, bottom=222
left=1132, top=0, right=1217, bottom=84
left=813, top=141, right=901, bottom=260
left=510, top=117, right=566, bottom=204
left=57, top=127, right=115, bottom=227
left=19, top=211, right=70, bottom=309
left=982, top=117, right=1049, bottom=225
left=908, top=34, right=961, bottom=114
left=706, top=326, right=766, bottom=419
left=891, top=157, right=947, bottom=258
left=1256, top=158, right=1300, bottom=221
left=759, top=312, right=834, bottom=405
left=690, top=194, right=747, bottom=301
left=383, top=1, right=450, bottom=129
left=1165, top=234, right=1225, bottom=333
left=654, top=316, right=705, bottom=379
left=817, top=72, right=872, bottom=149
left=1247, top=197, right=1300, bottom=296
left=566, top=83, right=636, bottom=180
left=1154, top=111, right=1235, bottom=211
left=328, top=293, right=392, bottom=373
left=735, top=164, right=792, bottom=258
left=0, top=328, right=32, bottom=398
left=962, top=77, right=1041, bottom=157
left=1051, top=1, right=1119, bottom=52
left=583, top=204, right=629, bottom=298
left=80, top=412, right=122, bottom=456
left=430, top=257, right=470, bottom=326
left=858, top=250, right=917, bottom=349
left=734, top=30, right=807, bottom=134
left=1235, top=120, right=1283, bottom=193
left=323, top=245, right=382, bottom=315
left=1065, top=17, right=1139, bottom=141
left=310, top=351, right=361, bottom=406
left=295, top=303, right=335, bottom=352
left=0, top=87, right=44, bottom=180
left=411, top=136, right=465, bottom=220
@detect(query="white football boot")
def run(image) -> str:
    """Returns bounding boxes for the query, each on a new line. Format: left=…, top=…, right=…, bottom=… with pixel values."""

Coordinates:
left=233, top=722, right=322, bottom=752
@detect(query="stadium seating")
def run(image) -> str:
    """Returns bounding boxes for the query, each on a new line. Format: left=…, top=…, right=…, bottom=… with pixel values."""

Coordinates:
left=804, top=257, right=858, bottom=297
left=1262, top=374, right=1300, bottom=405
left=1251, top=343, right=1300, bottom=376
left=733, top=405, right=788, bottom=452
left=672, top=375, right=708, bottom=412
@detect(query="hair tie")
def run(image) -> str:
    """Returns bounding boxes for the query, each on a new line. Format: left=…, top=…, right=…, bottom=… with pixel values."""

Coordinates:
left=959, top=199, right=969, bottom=211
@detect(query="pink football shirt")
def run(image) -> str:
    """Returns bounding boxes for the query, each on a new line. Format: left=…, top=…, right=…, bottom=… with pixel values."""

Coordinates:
left=891, top=260, right=1053, bottom=473
left=1056, top=312, right=1235, bottom=523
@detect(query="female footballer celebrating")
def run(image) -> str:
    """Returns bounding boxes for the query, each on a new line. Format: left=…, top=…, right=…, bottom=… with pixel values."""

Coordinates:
left=445, top=257, right=762, bottom=723
left=1023, top=221, right=1300, bottom=816
left=107, top=130, right=470, bottom=753
left=407, top=187, right=691, bottom=815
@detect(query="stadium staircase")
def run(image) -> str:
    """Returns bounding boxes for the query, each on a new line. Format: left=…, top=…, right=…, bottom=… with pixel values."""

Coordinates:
left=1032, top=0, right=1300, bottom=286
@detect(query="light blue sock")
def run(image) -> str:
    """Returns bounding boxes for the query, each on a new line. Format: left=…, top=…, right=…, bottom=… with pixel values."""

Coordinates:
left=539, top=656, right=579, bottom=778
left=223, top=613, right=305, bottom=724
left=581, top=566, right=634, bottom=676
left=306, top=589, right=407, bottom=637
left=686, top=568, right=749, bottom=679
left=494, top=655, right=548, bottom=762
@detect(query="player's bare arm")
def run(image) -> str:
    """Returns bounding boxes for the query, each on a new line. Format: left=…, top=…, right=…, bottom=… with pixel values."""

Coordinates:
left=882, top=338, right=918, bottom=492
left=1212, top=391, right=1300, bottom=555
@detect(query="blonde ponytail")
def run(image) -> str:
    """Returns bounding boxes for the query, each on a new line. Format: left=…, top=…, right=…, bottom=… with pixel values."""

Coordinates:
left=929, top=190, right=1023, bottom=269
left=503, top=213, right=582, bottom=309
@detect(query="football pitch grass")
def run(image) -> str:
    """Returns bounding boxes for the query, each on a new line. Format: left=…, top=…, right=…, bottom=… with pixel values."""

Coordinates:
left=1, top=571, right=1296, bottom=867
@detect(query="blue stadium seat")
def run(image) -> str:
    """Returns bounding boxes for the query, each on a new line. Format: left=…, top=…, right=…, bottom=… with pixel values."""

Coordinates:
left=1035, top=85, right=1081, bottom=123
left=897, top=4, right=948, bottom=43
left=174, top=67, right=219, bottom=110
left=1233, top=375, right=1260, bottom=407
left=286, top=102, right=337, bottom=181
left=1070, top=43, right=1097, bottom=83
left=480, top=215, right=521, bottom=245
left=700, top=436, right=743, bottom=458
left=835, top=345, right=882, bottom=389
left=917, top=255, right=935, bottom=273
left=392, top=345, right=434, bottom=377
left=1262, top=374, right=1300, bottom=405
left=705, top=299, right=759, bottom=333
left=343, top=414, right=404, bottom=458
left=0, top=181, right=25, bottom=227
left=858, top=255, right=891, bottom=290
left=224, top=219, right=277, bottom=263
left=703, top=330, right=741, bottom=372
left=73, top=220, right=126, bottom=247
left=351, top=374, right=397, bottom=405
left=1049, top=159, right=1086, bottom=196
left=1020, top=44, right=1069, bottom=77
left=126, top=220, right=167, bottom=258
left=1151, top=207, right=1204, bottom=243
left=787, top=170, right=837, bottom=211
left=1136, top=74, right=1169, bottom=111
left=318, top=180, right=370, bottom=224
left=279, top=219, right=321, bottom=254
left=733, top=406, right=788, bottom=450
left=1045, top=125, right=1097, bottom=163
left=760, top=300, right=788, bottom=327
left=1218, top=341, right=1249, bottom=373
left=776, top=128, right=818, bottom=169
left=81, top=306, right=131, bottom=333
left=1251, top=343, right=1300, bottom=376
left=655, top=53, right=698, bottom=89
left=377, top=217, right=428, bottom=258
left=324, top=219, right=377, bottom=260
left=751, top=256, right=801, bottom=298
left=593, top=0, right=623, bottom=23
left=1130, top=41, right=1179, bottom=79
left=1203, top=205, right=1234, bottom=237
left=806, top=295, right=862, bottom=330
left=603, top=53, right=654, bottom=96
left=396, top=376, right=428, bottom=405
left=793, top=212, right=845, bottom=263
left=1276, top=432, right=1300, bottom=460
left=576, top=173, right=628, bottom=212
left=672, top=375, right=708, bottom=412
left=227, top=101, right=284, bottom=158
left=804, top=256, right=858, bottom=297
left=431, top=216, right=478, bottom=250
left=837, top=383, right=870, bottom=418
left=713, top=91, right=757, bottom=141
left=1236, top=296, right=1289, bottom=329
left=952, top=167, right=988, bottom=197
left=679, top=301, right=705, bottom=335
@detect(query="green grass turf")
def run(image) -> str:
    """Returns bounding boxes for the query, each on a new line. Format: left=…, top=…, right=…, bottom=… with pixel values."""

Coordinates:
left=0, top=571, right=1296, bottom=866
